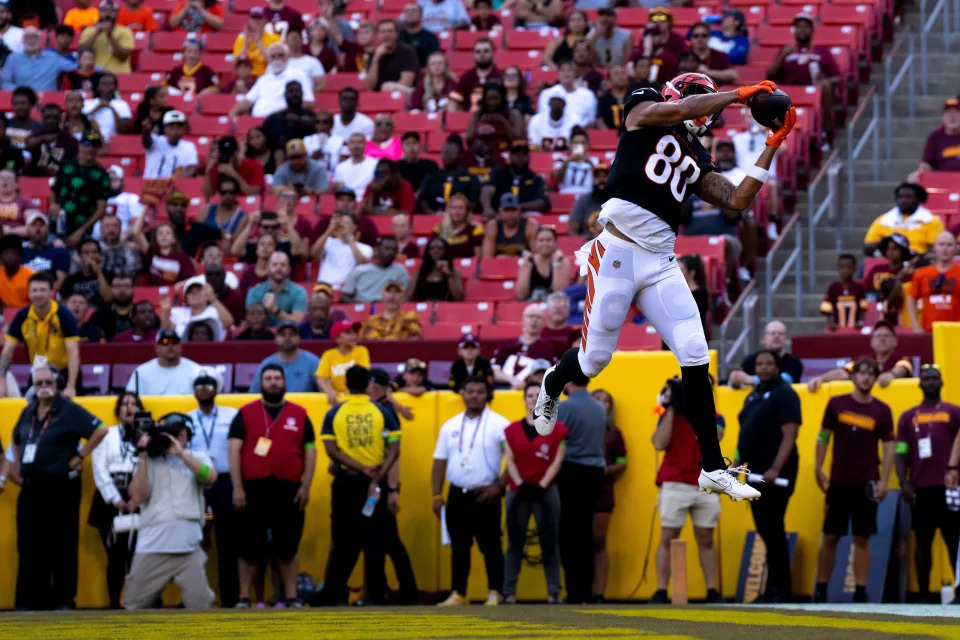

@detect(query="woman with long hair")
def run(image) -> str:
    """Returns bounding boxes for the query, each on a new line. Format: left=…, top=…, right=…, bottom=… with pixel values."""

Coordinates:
left=64, top=91, right=99, bottom=141
left=466, top=82, right=524, bottom=150
left=679, top=253, right=709, bottom=333
left=544, top=10, right=590, bottom=68
left=88, top=392, right=144, bottom=608
left=406, top=236, right=464, bottom=302
left=239, top=232, right=277, bottom=290
left=409, top=51, right=457, bottom=113
left=245, top=126, right=277, bottom=175
left=132, top=86, right=172, bottom=135
left=591, top=388, right=627, bottom=603
left=306, top=18, right=338, bottom=73
left=502, top=65, right=534, bottom=123
left=132, top=219, right=197, bottom=285
left=515, top=226, right=572, bottom=301
left=430, top=193, right=483, bottom=260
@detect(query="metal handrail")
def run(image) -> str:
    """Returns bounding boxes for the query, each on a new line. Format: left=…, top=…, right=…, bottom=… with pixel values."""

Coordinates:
left=846, top=90, right=881, bottom=225
left=764, top=212, right=803, bottom=322
left=920, top=0, right=951, bottom=93
left=718, top=280, right=759, bottom=381
left=885, top=31, right=915, bottom=158
left=806, top=150, right=842, bottom=290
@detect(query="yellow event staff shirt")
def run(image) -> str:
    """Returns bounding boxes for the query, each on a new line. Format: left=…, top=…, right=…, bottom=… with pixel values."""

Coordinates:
left=320, top=394, right=400, bottom=467
left=316, top=345, right=371, bottom=394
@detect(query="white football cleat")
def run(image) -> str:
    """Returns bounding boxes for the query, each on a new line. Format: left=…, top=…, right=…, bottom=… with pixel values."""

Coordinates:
left=532, top=366, right=560, bottom=435
left=699, top=466, right=761, bottom=502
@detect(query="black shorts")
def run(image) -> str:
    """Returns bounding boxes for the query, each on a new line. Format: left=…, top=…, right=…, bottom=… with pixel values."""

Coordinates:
left=237, top=476, right=304, bottom=563
left=823, top=482, right=878, bottom=537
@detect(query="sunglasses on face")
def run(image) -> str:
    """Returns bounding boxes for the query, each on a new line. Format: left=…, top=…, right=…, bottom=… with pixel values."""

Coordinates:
left=219, top=189, right=237, bottom=195
left=474, top=48, right=492, bottom=55
left=34, top=379, right=56, bottom=387
left=260, top=223, right=280, bottom=231
left=503, top=72, right=520, bottom=78
left=691, top=32, right=709, bottom=38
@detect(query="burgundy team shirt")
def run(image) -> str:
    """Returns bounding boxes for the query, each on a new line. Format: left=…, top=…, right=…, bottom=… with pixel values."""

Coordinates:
left=820, top=280, right=867, bottom=327
left=921, top=127, right=960, bottom=172
left=491, top=338, right=559, bottom=379
left=864, top=262, right=901, bottom=293
left=450, top=66, right=503, bottom=110
left=821, top=394, right=894, bottom=484
left=777, top=45, right=840, bottom=85
left=897, top=403, right=960, bottom=487
left=264, top=6, right=305, bottom=37
left=167, top=64, right=219, bottom=95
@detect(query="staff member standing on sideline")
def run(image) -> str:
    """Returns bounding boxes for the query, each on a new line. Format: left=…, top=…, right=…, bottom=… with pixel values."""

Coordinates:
left=556, top=368, right=607, bottom=604
left=432, top=375, right=510, bottom=607
left=229, top=364, right=317, bottom=608
left=901, top=366, right=960, bottom=602
left=735, top=349, right=802, bottom=604
left=591, top=389, right=627, bottom=604
left=317, top=365, right=401, bottom=605
left=188, top=367, right=241, bottom=608
left=11, top=363, right=107, bottom=610
left=502, top=381, right=567, bottom=604
left=814, top=357, right=894, bottom=603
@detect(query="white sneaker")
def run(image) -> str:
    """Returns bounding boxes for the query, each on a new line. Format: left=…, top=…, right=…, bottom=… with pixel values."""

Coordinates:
left=533, top=366, right=560, bottom=435
left=437, top=591, right=467, bottom=606
left=484, top=591, right=501, bottom=606
left=699, top=466, right=761, bottom=502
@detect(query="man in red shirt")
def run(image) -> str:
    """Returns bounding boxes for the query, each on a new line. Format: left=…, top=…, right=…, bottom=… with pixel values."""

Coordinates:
left=449, top=37, right=502, bottom=111
left=203, top=136, right=264, bottom=200
left=502, top=381, right=568, bottom=604
left=767, top=13, right=840, bottom=143
left=491, top=304, right=559, bottom=389
left=907, top=231, right=960, bottom=332
left=897, top=366, right=960, bottom=603
left=227, top=364, right=317, bottom=608
left=909, top=98, right=960, bottom=182
left=650, top=376, right=724, bottom=604
left=813, top=358, right=894, bottom=603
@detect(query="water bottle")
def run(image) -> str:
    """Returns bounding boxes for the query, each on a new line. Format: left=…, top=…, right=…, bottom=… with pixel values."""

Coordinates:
left=361, top=487, right=381, bottom=517
left=942, top=582, right=954, bottom=604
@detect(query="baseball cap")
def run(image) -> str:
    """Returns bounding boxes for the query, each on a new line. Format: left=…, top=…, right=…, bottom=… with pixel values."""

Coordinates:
left=510, top=140, right=530, bottom=153
left=156, top=328, right=181, bottom=344
left=286, top=139, right=307, bottom=157
left=99, top=0, right=117, bottom=8
left=597, top=7, right=616, bottom=16
left=334, top=187, right=356, bottom=198
left=944, top=98, right=960, bottom=111
left=723, top=8, right=745, bottom=23
left=369, top=368, right=391, bottom=387
left=193, top=366, right=223, bottom=391
left=458, top=333, right=479, bottom=348
left=81, top=128, right=103, bottom=148
left=715, top=139, right=735, bottom=151
left=249, top=6, right=265, bottom=18
left=499, top=193, right=520, bottom=209
left=383, top=281, right=404, bottom=293
left=166, top=191, right=190, bottom=205
left=529, top=359, right=552, bottom=373
left=162, top=110, right=187, bottom=126
left=595, top=163, right=610, bottom=173
left=25, top=210, right=48, bottom=226
left=276, top=318, right=299, bottom=332
left=182, top=275, right=206, bottom=293
left=649, top=6, right=672, bottom=21
left=330, top=320, right=362, bottom=342
left=793, top=12, right=814, bottom=25
left=313, top=282, right=335, bottom=297
left=108, top=165, right=124, bottom=178
left=404, top=358, right=427, bottom=373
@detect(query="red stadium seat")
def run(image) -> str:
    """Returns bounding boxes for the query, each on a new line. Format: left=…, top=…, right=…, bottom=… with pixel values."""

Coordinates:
left=136, top=52, right=179, bottom=73
left=767, top=4, right=818, bottom=24
left=105, top=135, right=145, bottom=156
left=198, top=93, right=244, bottom=116
left=588, top=129, right=619, bottom=151
left=917, top=172, right=960, bottom=193
left=435, top=301, right=495, bottom=324
left=203, top=32, right=240, bottom=53
left=117, top=72, right=164, bottom=92
left=503, top=29, right=555, bottom=50
left=400, top=301, right=433, bottom=324
left=153, top=31, right=190, bottom=52
left=480, top=322, right=523, bottom=340
left=323, top=73, right=363, bottom=92
left=618, top=323, right=663, bottom=350
left=332, top=302, right=373, bottom=321
left=188, top=115, right=233, bottom=137
left=455, top=30, right=497, bottom=51
left=234, top=115, right=265, bottom=137
left=412, top=215, right=443, bottom=236
left=480, top=257, right=521, bottom=281
left=100, top=155, right=144, bottom=176
left=359, top=91, right=405, bottom=114
left=392, top=111, right=442, bottom=136
left=444, top=110, right=471, bottom=132
left=669, top=6, right=717, bottom=27
left=464, top=279, right=516, bottom=301
left=925, top=192, right=960, bottom=213
left=452, top=257, right=479, bottom=279
left=550, top=193, right=576, bottom=215
left=426, top=323, right=478, bottom=339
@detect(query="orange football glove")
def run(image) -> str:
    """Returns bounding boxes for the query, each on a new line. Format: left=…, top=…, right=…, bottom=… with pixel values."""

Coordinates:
left=766, top=106, right=797, bottom=149
left=736, top=80, right=777, bottom=104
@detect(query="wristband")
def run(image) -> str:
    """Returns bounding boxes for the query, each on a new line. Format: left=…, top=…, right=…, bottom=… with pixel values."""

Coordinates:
left=745, top=165, right=769, bottom=184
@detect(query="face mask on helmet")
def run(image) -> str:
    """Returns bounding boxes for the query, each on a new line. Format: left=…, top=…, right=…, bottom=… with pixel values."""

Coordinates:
left=661, top=73, right=720, bottom=137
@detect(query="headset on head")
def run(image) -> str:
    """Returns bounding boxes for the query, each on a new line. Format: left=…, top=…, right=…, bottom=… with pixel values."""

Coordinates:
left=32, top=363, right=66, bottom=391
left=155, top=412, right=196, bottom=441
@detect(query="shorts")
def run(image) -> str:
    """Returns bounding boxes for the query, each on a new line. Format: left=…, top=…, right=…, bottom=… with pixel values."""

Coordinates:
left=237, top=476, right=304, bottom=563
left=658, top=481, right=721, bottom=529
left=823, top=482, right=878, bottom=537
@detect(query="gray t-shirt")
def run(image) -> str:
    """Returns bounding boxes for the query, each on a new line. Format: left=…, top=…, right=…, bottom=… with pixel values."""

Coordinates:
left=557, top=389, right=607, bottom=467
left=341, top=262, right=410, bottom=302
left=592, top=27, right=632, bottom=67
left=135, top=451, right=212, bottom=554
left=272, top=159, right=328, bottom=193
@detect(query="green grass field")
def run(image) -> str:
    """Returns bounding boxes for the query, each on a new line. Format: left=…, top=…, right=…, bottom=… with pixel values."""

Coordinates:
left=3, top=606, right=960, bottom=639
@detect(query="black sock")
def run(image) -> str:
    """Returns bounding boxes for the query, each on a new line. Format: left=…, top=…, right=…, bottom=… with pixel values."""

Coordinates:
left=814, top=582, right=827, bottom=598
left=680, top=363, right=724, bottom=472
left=545, top=348, right=584, bottom=397
left=854, top=585, right=866, bottom=597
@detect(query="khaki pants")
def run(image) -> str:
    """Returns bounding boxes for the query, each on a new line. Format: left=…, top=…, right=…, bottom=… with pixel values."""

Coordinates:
left=122, top=549, right=215, bottom=610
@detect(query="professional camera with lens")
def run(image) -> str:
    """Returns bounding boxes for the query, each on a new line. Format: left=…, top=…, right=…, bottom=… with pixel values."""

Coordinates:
left=135, top=411, right=193, bottom=457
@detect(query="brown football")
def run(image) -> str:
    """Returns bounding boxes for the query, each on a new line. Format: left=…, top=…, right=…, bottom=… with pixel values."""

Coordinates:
left=747, top=89, right=793, bottom=129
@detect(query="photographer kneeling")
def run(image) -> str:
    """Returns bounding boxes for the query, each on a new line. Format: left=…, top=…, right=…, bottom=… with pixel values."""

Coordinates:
left=123, top=414, right=217, bottom=610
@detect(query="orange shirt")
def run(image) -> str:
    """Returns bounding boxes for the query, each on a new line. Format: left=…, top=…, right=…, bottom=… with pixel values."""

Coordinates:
left=910, top=263, right=960, bottom=331
left=0, top=266, right=34, bottom=310
left=64, top=7, right=100, bottom=31
left=117, top=5, right=158, bottom=32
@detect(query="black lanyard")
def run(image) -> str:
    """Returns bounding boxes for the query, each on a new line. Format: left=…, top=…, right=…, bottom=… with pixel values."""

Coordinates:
left=27, top=410, right=53, bottom=445
left=261, top=401, right=285, bottom=440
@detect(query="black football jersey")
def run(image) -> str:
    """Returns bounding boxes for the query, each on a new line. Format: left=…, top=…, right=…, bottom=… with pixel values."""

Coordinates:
left=604, top=88, right=716, bottom=232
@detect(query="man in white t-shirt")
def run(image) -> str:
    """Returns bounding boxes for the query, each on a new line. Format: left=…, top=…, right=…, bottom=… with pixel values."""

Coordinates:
left=332, top=133, right=378, bottom=195
left=95, top=165, right=143, bottom=237
left=82, top=72, right=131, bottom=141
left=312, top=212, right=373, bottom=287
left=141, top=110, right=198, bottom=178
left=331, top=87, right=374, bottom=141
left=304, top=110, right=344, bottom=175
left=0, top=3, right=23, bottom=54
left=528, top=96, right=577, bottom=152
left=431, top=375, right=510, bottom=606
left=551, top=129, right=597, bottom=196
left=126, top=329, right=202, bottom=395
left=536, top=62, right=598, bottom=129
left=285, top=29, right=325, bottom=92
left=231, top=42, right=314, bottom=118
